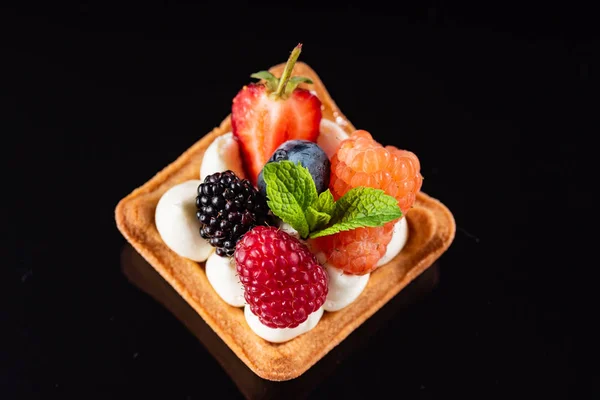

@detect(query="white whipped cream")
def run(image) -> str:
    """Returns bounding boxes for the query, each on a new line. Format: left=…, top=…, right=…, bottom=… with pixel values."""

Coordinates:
left=376, top=217, right=409, bottom=267
left=205, top=252, right=245, bottom=307
left=244, top=305, right=324, bottom=343
left=323, top=264, right=369, bottom=311
left=318, top=119, right=349, bottom=158
left=278, top=222, right=301, bottom=240
left=155, top=180, right=213, bottom=262
left=200, top=132, right=245, bottom=180
left=315, top=217, right=409, bottom=312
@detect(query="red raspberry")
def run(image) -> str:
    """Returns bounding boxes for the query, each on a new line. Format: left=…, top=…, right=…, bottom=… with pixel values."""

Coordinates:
left=235, top=226, right=328, bottom=329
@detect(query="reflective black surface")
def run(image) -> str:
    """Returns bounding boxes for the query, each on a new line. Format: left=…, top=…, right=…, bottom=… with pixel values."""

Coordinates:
left=121, top=244, right=440, bottom=399
left=3, top=3, right=595, bottom=399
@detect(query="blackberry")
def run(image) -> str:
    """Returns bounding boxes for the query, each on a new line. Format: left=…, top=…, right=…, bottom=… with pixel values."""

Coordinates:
left=195, top=170, right=269, bottom=257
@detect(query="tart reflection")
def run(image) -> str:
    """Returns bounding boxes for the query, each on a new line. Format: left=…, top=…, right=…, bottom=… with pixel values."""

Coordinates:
left=120, top=244, right=440, bottom=399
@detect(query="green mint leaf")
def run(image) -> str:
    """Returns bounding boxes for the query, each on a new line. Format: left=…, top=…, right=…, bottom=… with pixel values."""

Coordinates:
left=263, top=161, right=319, bottom=238
left=309, top=187, right=402, bottom=238
left=313, top=189, right=336, bottom=216
left=285, top=76, right=314, bottom=95
left=250, top=71, right=279, bottom=92
left=306, top=206, right=332, bottom=232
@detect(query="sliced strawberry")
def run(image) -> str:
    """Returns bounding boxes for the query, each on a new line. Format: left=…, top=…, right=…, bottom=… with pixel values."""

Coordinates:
left=283, top=89, right=322, bottom=145
left=231, top=44, right=322, bottom=185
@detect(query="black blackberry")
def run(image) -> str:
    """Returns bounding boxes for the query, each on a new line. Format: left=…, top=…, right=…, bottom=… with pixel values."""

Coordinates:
left=195, top=170, right=269, bottom=257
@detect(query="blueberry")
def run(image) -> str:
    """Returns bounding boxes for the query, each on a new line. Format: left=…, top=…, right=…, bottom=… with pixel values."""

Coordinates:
left=257, top=140, right=331, bottom=197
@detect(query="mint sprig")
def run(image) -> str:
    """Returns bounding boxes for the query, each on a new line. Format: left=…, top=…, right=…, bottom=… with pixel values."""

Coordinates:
left=262, top=161, right=402, bottom=239
left=306, top=206, right=331, bottom=232
left=309, top=187, right=402, bottom=238
left=262, top=161, right=317, bottom=238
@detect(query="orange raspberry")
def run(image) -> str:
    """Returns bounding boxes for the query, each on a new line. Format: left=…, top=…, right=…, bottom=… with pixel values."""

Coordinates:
left=315, top=224, right=395, bottom=275
left=330, top=130, right=422, bottom=213
left=314, top=130, right=423, bottom=275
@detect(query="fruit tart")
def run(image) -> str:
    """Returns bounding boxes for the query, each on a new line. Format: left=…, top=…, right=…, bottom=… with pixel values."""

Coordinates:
left=115, top=44, right=456, bottom=381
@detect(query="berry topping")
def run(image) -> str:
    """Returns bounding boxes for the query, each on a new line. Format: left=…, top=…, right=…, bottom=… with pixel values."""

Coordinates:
left=330, top=130, right=423, bottom=213
left=314, top=224, right=395, bottom=275
left=235, top=226, right=328, bottom=329
left=261, top=161, right=402, bottom=240
left=196, top=171, right=269, bottom=257
left=231, top=44, right=322, bottom=185
left=313, top=130, right=423, bottom=275
left=257, top=140, right=330, bottom=198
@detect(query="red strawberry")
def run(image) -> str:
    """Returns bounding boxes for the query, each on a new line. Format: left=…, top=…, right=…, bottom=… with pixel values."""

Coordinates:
left=235, top=226, right=328, bottom=329
left=231, top=44, right=322, bottom=185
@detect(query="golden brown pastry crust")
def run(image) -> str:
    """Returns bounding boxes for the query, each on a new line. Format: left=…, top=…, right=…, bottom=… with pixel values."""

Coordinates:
left=115, top=62, right=456, bottom=381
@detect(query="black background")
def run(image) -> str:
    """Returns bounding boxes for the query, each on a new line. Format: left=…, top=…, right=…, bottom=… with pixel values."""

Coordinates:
left=2, top=2, right=597, bottom=399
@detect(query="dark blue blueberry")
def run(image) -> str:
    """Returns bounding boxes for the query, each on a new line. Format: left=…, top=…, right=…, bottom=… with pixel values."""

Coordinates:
left=257, top=140, right=330, bottom=197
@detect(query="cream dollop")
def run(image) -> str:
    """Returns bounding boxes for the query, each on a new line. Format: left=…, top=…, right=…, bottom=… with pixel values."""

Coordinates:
left=316, top=217, right=409, bottom=312
left=376, top=217, right=409, bottom=267
left=199, top=132, right=245, bottom=180
left=244, top=305, right=324, bottom=343
left=278, top=222, right=301, bottom=240
left=323, top=264, right=370, bottom=312
left=155, top=180, right=213, bottom=262
left=205, top=252, right=245, bottom=307
left=318, top=119, right=349, bottom=158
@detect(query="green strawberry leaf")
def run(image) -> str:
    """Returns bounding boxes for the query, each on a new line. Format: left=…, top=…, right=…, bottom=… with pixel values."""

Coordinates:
left=250, top=71, right=279, bottom=92
left=285, top=76, right=314, bottom=95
